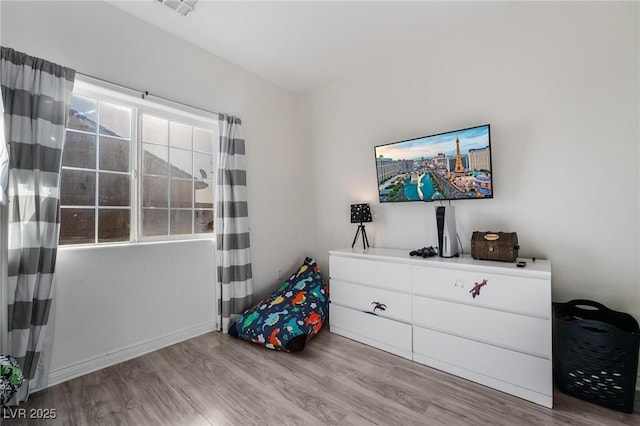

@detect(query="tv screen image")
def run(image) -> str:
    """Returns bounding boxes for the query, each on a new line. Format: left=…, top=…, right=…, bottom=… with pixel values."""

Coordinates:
left=375, top=124, right=492, bottom=203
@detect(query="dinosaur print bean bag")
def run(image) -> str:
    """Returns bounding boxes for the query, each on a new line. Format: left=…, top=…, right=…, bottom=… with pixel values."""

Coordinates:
left=228, top=257, right=328, bottom=352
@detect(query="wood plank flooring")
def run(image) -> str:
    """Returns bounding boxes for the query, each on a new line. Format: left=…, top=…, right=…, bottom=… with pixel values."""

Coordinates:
left=3, top=329, right=640, bottom=425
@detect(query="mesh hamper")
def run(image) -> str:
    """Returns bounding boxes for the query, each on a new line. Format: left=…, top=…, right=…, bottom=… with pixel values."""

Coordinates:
left=553, top=299, right=639, bottom=413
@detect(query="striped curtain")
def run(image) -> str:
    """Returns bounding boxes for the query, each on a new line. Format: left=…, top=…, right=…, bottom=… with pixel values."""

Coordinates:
left=0, top=94, right=7, bottom=205
left=1, top=47, right=75, bottom=400
left=215, top=114, right=253, bottom=333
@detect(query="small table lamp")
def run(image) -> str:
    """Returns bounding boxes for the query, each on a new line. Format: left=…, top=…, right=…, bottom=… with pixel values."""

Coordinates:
left=350, top=203, right=372, bottom=249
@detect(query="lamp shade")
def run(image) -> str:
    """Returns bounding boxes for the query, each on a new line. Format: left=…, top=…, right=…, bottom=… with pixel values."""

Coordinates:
left=350, top=203, right=372, bottom=224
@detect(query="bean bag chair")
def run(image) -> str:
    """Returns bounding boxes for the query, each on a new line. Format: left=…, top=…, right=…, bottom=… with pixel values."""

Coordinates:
left=228, top=257, right=328, bottom=352
left=0, top=354, right=23, bottom=408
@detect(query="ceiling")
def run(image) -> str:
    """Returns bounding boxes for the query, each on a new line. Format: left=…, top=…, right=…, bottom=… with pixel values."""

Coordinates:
left=106, top=1, right=510, bottom=94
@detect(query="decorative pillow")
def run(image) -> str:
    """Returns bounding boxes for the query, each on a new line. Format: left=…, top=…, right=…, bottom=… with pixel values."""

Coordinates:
left=229, top=257, right=328, bottom=352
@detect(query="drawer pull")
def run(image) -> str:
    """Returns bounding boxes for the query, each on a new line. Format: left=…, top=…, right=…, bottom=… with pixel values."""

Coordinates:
left=371, top=301, right=387, bottom=313
left=469, top=279, right=488, bottom=298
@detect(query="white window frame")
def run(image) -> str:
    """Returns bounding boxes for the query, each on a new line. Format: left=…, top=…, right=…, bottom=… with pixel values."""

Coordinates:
left=62, top=75, right=219, bottom=245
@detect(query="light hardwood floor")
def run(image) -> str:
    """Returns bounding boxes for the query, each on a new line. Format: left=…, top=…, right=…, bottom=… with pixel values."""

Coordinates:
left=4, top=329, right=640, bottom=425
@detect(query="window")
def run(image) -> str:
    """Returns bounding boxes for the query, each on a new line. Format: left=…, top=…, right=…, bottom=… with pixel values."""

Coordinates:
left=141, top=115, right=215, bottom=237
left=59, top=77, right=218, bottom=245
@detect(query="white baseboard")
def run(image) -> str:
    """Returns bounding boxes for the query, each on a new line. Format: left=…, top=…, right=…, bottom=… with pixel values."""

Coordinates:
left=46, top=322, right=216, bottom=388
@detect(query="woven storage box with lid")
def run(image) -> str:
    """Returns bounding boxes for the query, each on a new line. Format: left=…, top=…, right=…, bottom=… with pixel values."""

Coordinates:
left=553, top=299, right=639, bottom=413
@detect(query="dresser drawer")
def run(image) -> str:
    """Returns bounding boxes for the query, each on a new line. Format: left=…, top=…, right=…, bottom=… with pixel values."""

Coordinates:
left=330, top=255, right=411, bottom=292
left=331, top=280, right=412, bottom=323
left=413, top=296, right=551, bottom=357
left=413, top=326, right=552, bottom=397
left=412, top=265, right=550, bottom=318
left=329, top=304, right=412, bottom=359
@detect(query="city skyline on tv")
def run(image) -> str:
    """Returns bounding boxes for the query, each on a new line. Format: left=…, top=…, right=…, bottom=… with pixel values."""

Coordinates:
left=375, top=125, right=490, bottom=161
left=375, top=124, right=492, bottom=203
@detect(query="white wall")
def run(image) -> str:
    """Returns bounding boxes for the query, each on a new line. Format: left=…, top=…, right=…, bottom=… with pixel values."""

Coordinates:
left=302, top=2, right=640, bottom=319
left=49, top=241, right=215, bottom=384
left=1, top=1, right=313, bottom=382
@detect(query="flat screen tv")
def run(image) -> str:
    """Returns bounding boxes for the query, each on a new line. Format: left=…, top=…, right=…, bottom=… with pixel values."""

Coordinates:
left=375, top=124, right=492, bottom=203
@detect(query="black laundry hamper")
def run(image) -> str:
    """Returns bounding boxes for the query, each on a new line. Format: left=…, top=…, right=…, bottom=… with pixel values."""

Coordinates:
left=553, top=299, right=639, bottom=413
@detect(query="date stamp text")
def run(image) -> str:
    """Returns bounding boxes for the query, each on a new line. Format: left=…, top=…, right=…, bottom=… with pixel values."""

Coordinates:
left=2, top=408, right=57, bottom=419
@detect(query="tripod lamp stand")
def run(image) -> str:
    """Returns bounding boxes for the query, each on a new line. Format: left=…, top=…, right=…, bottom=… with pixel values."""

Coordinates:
left=350, top=203, right=372, bottom=249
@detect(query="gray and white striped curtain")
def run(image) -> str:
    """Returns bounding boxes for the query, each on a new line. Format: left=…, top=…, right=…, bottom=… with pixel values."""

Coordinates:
left=1, top=47, right=75, bottom=400
left=215, top=114, right=253, bottom=333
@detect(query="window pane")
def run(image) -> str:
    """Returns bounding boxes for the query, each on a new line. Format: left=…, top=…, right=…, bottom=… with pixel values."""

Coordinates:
left=143, top=143, right=168, bottom=176
left=170, top=179, right=192, bottom=208
left=143, top=115, right=168, bottom=145
left=142, top=209, right=168, bottom=236
left=194, top=127, right=214, bottom=153
left=170, top=122, right=192, bottom=150
left=194, top=180, right=213, bottom=208
left=170, top=209, right=192, bottom=235
left=68, top=95, right=97, bottom=132
left=99, top=173, right=130, bottom=206
left=60, top=208, right=95, bottom=245
left=61, top=170, right=96, bottom=206
left=142, top=175, right=168, bottom=207
left=194, top=153, right=214, bottom=181
left=63, top=131, right=96, bottom=169
left=195, top=210, right=214, bottom=233
left=99, top=137, right=130, bottom=172
left=99, top=101, right=131, bottom=139
left=98, top=209, right=130, bottom=242
left=170, top=148, right=192, bottom=178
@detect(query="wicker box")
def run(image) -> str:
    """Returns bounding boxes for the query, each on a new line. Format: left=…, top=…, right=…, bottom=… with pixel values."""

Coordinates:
left=553, top=299, right=639, bottom=413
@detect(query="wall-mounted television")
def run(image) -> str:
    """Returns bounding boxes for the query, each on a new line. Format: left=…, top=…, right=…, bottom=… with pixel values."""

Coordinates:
left=375, top=124, right=492, bottom=203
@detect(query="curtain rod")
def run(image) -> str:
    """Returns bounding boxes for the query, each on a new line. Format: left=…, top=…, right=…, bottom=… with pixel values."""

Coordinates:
left=77, top=72, right=220, bottom=118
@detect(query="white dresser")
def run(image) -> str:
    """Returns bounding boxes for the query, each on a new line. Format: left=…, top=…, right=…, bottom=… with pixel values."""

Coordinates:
left=329, top=247, right=553, bottom=408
